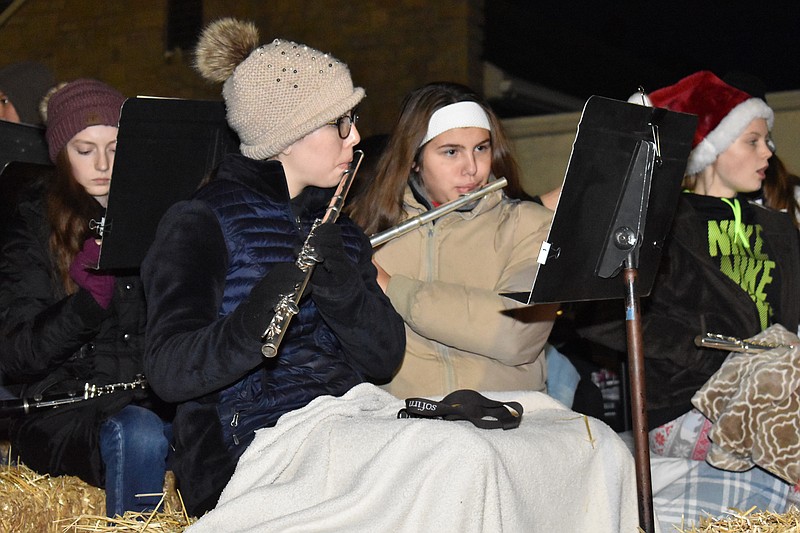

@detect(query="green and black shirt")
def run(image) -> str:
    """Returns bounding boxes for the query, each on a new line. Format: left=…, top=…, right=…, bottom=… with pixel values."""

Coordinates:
left=684, top=192, right=780, bottom=330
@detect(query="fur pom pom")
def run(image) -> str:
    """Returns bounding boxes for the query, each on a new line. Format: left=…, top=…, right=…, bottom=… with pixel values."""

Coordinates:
left=194, top=18, right=260, bottom=83
left=39, top=81, right=68, bottom=124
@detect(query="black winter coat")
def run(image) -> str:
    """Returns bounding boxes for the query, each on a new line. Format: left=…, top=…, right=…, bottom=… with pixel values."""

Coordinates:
left=141, top=155, right=405, bottom=516
left=0, top=196, right=164, bottom=486
left=580, top=195, right=800, bottom=428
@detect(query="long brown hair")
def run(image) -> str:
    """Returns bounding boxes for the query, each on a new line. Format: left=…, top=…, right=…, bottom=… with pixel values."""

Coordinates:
left=761, top=154, right=800, bottom=228
left=347, top=82, right=526, bottom=235
left=47, top=149, right=103, bottom=294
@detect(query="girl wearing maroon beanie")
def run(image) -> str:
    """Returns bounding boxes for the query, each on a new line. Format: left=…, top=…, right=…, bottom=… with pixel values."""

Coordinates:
left=0, top=78, right=171, bottom=518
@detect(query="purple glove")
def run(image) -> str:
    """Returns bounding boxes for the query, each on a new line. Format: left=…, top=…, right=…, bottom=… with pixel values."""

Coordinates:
left=69, top=238, right=115, bottom=309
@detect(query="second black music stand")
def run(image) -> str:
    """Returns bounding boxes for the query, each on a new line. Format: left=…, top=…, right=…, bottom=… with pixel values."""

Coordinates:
left=0, top=121, right=51, bottom=226
left=508, top=95, right=697, bottom=532
left=98, top=97, right=239, bottom=269
left=0, top=119, right=49, bottom=169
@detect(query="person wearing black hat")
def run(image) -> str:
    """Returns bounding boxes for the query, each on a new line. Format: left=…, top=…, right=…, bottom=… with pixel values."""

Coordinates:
left=0, top=61, right=55, bottom=126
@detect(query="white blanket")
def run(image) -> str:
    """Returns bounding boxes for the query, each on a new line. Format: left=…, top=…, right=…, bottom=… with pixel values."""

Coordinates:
left=188, top=383, right=639, bottom=533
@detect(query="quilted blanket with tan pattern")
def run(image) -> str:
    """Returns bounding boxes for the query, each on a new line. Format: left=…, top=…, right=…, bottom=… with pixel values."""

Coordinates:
left=692, top=324, right=800, bottom=485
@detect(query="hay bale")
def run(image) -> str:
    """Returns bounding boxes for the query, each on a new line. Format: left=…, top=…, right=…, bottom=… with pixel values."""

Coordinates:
left=676, top=506, right=800, bottom=532
left=0, top=461, right=105, bottom=532
left=0, top=442, right=195, bottom=532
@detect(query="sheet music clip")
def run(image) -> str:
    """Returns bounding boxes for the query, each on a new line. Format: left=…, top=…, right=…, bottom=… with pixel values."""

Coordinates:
left=628, top=85, right=665, bottom=167
left=89, top=216, right=110, bottom=237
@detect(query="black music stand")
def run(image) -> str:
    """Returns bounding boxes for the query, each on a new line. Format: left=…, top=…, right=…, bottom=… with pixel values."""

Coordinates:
left=507, top=95, right=696, bottom=532
left=0, top=121, right=51, bottom=226
left=98, top=97, right=239, bottom=269
left=0, top=120, right=49, bottom=169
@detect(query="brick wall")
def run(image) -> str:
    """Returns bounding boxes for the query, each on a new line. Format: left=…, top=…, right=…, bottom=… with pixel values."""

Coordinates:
left=0, top=0, right=484, bottom=137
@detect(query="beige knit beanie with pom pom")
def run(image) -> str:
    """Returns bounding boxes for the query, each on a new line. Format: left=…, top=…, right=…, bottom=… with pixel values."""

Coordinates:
left=194, top=18, right=365, bottom=159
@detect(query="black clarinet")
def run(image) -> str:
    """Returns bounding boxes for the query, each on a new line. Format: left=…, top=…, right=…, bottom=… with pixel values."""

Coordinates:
left=0, top=374, right=147, bottom=417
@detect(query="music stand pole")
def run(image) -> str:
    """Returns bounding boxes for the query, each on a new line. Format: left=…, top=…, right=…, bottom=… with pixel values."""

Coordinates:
left=596, top=137, right=658, bottom=532
left=623, top=261, right=654, bottom=533
left=510, top=96, right=697, bottom=533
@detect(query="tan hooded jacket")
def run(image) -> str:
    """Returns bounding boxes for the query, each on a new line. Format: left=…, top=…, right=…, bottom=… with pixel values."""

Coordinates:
left=375, top=182, right=556, bottom=398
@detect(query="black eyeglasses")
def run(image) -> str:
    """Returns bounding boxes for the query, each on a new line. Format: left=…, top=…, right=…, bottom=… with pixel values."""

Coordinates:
left=327, top=112, right=358, bottom=139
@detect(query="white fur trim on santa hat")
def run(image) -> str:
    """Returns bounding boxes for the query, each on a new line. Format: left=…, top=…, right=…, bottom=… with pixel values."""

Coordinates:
left=686, top=97, right=773, bottom=175
left=419, top=101, right=491, bottom=147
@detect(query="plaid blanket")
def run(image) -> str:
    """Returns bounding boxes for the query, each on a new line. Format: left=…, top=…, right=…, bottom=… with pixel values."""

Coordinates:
left=651, top=456, right=791, bottom=530
left=645, top=323, right=800, bottom=530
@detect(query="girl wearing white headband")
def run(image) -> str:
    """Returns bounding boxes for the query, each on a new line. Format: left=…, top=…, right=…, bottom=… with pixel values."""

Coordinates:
left=349, top=82, right=558, bottom=398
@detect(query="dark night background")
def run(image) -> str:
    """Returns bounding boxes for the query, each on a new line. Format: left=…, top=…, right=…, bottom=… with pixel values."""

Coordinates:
left=484, top=1, right=800, bottom=116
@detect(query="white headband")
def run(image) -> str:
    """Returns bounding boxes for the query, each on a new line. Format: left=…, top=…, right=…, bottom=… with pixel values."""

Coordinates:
left=419, top=101, right=492, bottom=147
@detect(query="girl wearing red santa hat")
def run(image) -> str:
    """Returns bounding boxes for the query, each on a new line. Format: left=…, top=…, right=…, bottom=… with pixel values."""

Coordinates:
left=584, top=71, right=800, bottom=526
left=630, top=71, right=799, bottom=428
left=646, top=69, right=800, bottom=524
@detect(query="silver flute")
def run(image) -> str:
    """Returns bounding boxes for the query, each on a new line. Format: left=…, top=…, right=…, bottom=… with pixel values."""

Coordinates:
left=369, top=177, right=507, bottom=248
left=260, top=150, right=364, bottom=358
left=695, top=332, right=795, bottom=354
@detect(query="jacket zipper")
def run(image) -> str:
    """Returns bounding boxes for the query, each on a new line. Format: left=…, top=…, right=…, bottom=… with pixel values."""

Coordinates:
left=425, top=223, right=456, bottom=392
left=231, top=410, right=241, bottom=445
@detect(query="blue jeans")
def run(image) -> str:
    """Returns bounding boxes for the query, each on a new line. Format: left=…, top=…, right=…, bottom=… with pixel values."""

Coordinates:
left=99, top=405, right=171, bottom=517
left=545, top=343, right=581, bottom=408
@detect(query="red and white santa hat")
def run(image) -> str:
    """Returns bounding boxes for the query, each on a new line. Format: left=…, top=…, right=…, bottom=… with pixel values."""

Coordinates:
left=630, top=71, right=773, bottom=175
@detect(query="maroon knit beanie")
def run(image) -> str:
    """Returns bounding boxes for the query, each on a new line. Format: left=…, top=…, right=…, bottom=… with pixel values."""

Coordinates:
left=44, top=78, right=126, bottom=163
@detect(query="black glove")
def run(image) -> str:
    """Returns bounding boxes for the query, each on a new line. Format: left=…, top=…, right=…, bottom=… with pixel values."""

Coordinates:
left=308, top=223, right=359, bottom=292
left=236, top=262, right=307, bottom=337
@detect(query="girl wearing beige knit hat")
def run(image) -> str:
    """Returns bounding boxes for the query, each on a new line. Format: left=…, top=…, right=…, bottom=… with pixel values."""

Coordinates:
left=194, top=18, right=365, bottom=196
left=140, top=18, right=405, bottom=516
